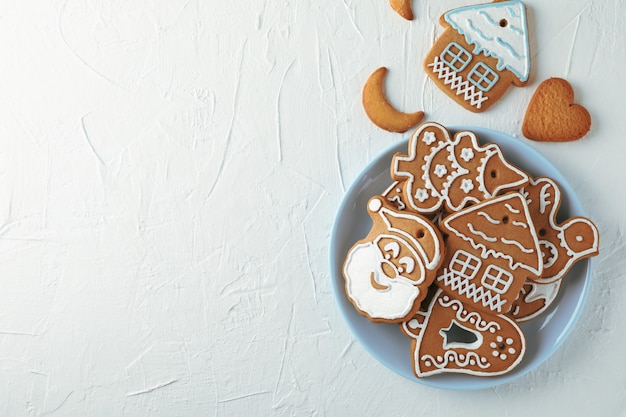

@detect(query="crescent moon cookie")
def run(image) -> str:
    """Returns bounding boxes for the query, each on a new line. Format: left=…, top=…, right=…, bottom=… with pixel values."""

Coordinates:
left=401, top=289, right=526, bottom=377
left=424, top=1, right=530, bottom=112
left=362, top=67, right=425, bottom=133
left=389, top=0, right=413, bottom=20
left=342, top=196, right=445, bottom=323
left=392, top=122, right=529, bottom=215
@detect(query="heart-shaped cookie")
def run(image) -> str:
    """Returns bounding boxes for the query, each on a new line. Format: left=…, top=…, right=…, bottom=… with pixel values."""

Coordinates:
left=522, top=78, right=591, bottom=142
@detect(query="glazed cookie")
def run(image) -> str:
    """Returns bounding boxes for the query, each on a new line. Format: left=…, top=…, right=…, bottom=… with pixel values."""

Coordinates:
left=522, top=78, right=591, bottom=142
left=436, top=192, right=543, bottom=314
left=401, top=288, right=526, bottom=377
left=343, top=196, right=445, bottom=323
left=424, top=1, right=530, bottom=112
left=520, top=176, right=599, bottom=284
left=392, top=122, right=528, bottom=215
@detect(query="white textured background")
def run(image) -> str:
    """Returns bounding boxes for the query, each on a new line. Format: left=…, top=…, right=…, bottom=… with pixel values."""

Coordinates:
left=1, top=0, right=625, bottom=415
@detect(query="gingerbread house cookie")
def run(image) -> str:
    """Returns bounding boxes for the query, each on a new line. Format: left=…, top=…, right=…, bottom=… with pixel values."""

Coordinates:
left=424, top=0, right=530, bottom=112
left=437, top=192, right=542, bottom=314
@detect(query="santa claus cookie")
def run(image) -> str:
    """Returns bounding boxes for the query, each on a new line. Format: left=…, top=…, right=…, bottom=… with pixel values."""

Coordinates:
left=437, top=192, right=542, bottom=315
left=520, top=176, right=599, bottom=284
left=343, top=196, right=445, bottom=323
left=401, top=288, right=525, bottom=377
left=392, top=122, right=528, bottom=215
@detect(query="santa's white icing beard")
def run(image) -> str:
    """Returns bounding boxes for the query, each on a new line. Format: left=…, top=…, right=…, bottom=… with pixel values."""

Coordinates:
left=344, top=241, right=420, bottom=320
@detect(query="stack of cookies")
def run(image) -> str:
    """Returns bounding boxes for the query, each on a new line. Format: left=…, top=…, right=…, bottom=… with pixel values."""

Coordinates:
left=342, top=122, right=599, bottom=378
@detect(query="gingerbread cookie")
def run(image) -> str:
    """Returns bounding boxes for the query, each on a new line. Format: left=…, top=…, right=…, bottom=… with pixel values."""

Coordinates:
left=389, top=0, right=413, bottom=20
left=424, top=1, right=530, bottom=112
left=362, top=67, right=424, bottom=133
left=522, top=78, right=591, bottom=142
left=392, top=122, right=528, bottom=215
left=401, top=288, right=526, bottom=377
left=437, top=192, right=542, bottom=314
left=520, top=176, right=599, bottom=284
left=509, top=280, right=561, bottom=322
left=343, top=196, right=445, bottom=322
left=381, top=181, right=409, bottom=211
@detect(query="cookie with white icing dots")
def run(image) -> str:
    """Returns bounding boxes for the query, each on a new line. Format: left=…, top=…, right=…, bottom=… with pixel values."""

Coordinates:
left=401, top=288, right=526, bottom=377
left=341, top=121, right=600, bottom=378
left=392, top=122, right=528, bottom=215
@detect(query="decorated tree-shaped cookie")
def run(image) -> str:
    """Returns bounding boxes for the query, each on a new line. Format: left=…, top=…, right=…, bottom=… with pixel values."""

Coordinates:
left=392, top=122, right=528, bottom=215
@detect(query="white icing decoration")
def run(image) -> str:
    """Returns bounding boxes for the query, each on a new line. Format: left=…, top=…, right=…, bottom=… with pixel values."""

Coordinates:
left=393, top=124, right=528, bottom=214
left=428, top=56, right=488, bottom=109
left=423, top=131, right=437, bottom=145
left=540, top=241, right=558, bottom=269
left=504, top=203, right=521, bottom=214
left=387, top=195, right=406, bottom=211
left=512, top=220, right=528, bottom=229
left=460, top=179, right=475, bottom=193
left=415, top=188, right=429, bottom=202
left=421, top=351, right=490, bottom=372
left=444, top=1, right=530, bottom=82
left=538, top=183, right=552, bottom=215
left=375, top=206, right=442, bottom=270
left=461, top=147, right=475, bottom=162
left=468, top=223, right=497, bottom=242
left=501, top=237, right=534, bottom=254
left=343, top=242, right=420, bottom=320
left=434, top=164, right=448, bottom=178
left=478, top=211, right=500, bottom=225
left=476, top=148, right=528, bottom=198
left=369, top=198, right=382, bottom=212
left=437, top=266, right=506, bottom=313
left=443, top=193, right=542, bottom=276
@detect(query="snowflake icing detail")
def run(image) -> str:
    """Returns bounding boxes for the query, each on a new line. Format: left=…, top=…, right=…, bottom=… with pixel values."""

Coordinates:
left=423, top=131, right=437, bottom=145
left=434, top=164, right=448, bottom=178
left=415, top=188, right=429, bottom=202
left=460, top=148, right=474, bottom=162
left=460, top=179, right=474, bottom=194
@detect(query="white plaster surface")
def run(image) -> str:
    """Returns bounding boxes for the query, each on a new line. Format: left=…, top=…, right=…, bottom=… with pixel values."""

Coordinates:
left=0, top=0, right=625, bottom=415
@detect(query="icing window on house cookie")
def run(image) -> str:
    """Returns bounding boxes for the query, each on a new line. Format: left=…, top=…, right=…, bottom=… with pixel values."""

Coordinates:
left=481, top=265, right=514, bottom=294
left=450, top=250, right=481, bottom=281
left=440, top=42, right=472, bottom=72
left=468, top=62, right=499, bottom=92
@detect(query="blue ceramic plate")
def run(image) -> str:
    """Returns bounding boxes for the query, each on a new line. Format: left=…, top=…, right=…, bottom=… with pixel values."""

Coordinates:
left=329, top=126, right=592, bottom=390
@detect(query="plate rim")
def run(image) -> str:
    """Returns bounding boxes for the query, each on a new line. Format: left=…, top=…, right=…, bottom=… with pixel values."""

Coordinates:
left=329, top=125, right=593, bottom=390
